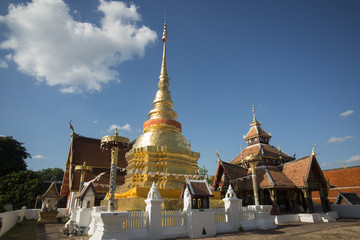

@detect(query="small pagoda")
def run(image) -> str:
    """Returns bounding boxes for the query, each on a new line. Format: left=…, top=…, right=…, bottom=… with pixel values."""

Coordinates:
left=38, top=182, right=62, bottom=223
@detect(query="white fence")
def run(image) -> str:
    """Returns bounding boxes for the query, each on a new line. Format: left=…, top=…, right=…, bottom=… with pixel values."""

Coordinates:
left=161, top=210, right=185, bottom=227
left=213, top=208, right=227, bottom=223
left=124, top=210, right=147, bottom=229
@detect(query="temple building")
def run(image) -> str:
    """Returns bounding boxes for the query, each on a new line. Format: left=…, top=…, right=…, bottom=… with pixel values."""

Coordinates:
left=113, top=17, right=203, bottom=202
left=60, top=129, right=129, bottom=209
left=213, top=107, right=331, bottom=214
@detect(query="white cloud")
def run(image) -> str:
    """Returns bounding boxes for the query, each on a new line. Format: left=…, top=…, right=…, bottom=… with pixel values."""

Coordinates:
left=0, top=0, right=157, bottom=93
left=32, top=154, right=45, bottom=159
left=328, top=136, right=353, bottom=143
left=339, top=110, right=354, bottom=118
left=320, top=162, right=332, bottom=168
left=107, top=123, right=131, bottom=132
left=93, top=120, right=98, bottom=124
left=0, top=59, right=8, bottom=68
left=344, top=154, right=360, bottom=164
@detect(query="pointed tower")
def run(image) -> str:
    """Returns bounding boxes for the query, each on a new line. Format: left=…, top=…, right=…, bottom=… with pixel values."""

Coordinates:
left=231, top=104, right=294, bottom=167
left=121, top=16, right=200, bottom=192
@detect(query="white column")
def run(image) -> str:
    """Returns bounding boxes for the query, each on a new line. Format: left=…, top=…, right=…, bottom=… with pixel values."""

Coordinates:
left=145, top=182, right=164, bottom=239
left=223, top=185, right=241, bottom=231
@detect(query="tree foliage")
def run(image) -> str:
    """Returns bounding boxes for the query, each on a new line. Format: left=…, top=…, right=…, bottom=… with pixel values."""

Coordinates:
left=37, top=168, right=64, bottom=182
left=0, top=136, right=30, bottom=177
left=0, top=170, right=46, bottom=211
left=198, top=165, right=208, bottom=179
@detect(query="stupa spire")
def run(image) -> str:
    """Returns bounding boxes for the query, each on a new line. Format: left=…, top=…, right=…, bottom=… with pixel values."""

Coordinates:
left=148, top=13, right=177, bottom=121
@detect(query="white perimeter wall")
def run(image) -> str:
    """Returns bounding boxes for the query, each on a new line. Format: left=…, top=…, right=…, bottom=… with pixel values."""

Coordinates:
left=0, top=207, right=67, bottom=237
left=331, top=205, right=360, bottom=219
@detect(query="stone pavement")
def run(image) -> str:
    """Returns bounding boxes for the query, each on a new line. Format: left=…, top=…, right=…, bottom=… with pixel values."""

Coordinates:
left=38, top=219, right=360, bottom=240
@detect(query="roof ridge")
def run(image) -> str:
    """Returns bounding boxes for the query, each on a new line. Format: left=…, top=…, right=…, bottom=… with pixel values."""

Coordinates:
left=283, top=155, right=311, bottom=166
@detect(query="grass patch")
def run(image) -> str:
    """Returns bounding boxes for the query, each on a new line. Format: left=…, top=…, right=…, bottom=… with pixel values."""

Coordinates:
left=0, top=220, right=38, bottom=240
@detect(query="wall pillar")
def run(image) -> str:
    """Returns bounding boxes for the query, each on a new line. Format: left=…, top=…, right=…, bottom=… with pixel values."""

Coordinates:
left=223, top=185, right=241, bottom=231
left=319, top=188, right=328, bottom=213
left=145, top=182, right=163, bottom=239
left=302, top=188, right=314, bottom=213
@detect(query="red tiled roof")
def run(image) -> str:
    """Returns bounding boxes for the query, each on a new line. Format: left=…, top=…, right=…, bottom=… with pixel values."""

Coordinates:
left=312, top=166, right=360, bottom=204
left=231, top=143, right=293, bottom=165
left=323, top=166, right=360, bottom=188
left=267, top=167, right=296, bottom=188
left=221, top=161, right=248, bottom=179
left=282, top=156, right=311, bottom=187
left=244, top=125, right=271, bottom=140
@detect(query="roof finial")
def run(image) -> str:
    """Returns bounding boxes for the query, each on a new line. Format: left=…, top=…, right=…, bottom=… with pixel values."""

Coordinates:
left=114, top=128, right=118, bottom=136
left=216, top=150, right=221, bottom=162
left=312, top=143, right=317, bottom=156
left=250, top=103, right=261, bottom=126
left=69, top=120, right=75, bottom=133
left=252, top=102, right=256, bottom=119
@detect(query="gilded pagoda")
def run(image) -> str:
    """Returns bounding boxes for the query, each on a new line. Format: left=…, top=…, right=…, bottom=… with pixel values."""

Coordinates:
left=116, top=17, right=200, bottom=197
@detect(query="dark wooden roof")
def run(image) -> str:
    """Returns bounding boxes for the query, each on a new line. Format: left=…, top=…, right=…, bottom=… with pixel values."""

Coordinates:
left=185, top=179, right=213, bottom=197
left=60, top=133, right=129, bottom=196
left=215, top=155, right=326, bottom=192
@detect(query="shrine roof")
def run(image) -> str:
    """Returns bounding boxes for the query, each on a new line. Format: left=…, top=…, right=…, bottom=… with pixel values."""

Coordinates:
left=186, top=179, right=213, bottom=197
left=220, top=161, right=248, bottom=179
left=282, top=156, right=312, bottom=187
left=231, top=143, right=293, bottom=165
left=233, top=166, right=296, bottom=190
left=78, top=182, right=97, bottom=200
left=41, top=181, right=61, bottom=200
left=266, top=166, right=296, bottom=187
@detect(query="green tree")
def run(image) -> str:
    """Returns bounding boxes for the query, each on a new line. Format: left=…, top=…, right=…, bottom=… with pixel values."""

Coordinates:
left=198, top=165, right=208, bottom=179
left=0, top=170, right=46, bottom=211
left=37, top=168, right=64, bottom=182
left=0, top=136, right=30, bottom=177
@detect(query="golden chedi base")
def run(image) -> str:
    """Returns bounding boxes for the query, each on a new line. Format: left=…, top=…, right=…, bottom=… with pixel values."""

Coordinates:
left=101, top=187, right=222, bottom=211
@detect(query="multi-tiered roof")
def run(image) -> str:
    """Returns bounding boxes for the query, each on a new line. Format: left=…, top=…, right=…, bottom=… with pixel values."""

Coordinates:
left=231, top=105, right=294, bottom=167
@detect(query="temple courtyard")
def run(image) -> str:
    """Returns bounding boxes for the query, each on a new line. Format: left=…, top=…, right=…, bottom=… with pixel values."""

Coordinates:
left=2, top=218, right=359, bottom=240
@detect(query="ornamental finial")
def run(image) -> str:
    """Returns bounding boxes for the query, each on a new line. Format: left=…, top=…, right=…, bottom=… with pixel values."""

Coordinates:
left=114, top=128, right=118, bottom=136
left=216, top=150, right=221, bottom=162
left=250, top=103, right=261, bottom=126
left=312, top=143, right=317, bottom=156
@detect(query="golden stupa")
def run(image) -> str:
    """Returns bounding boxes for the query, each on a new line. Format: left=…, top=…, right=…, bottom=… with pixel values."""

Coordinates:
left=114, top=16, right=201, bottom=203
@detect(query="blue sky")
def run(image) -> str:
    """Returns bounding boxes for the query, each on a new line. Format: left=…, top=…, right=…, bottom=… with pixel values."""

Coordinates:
left=0, top=0, right=359, bottom=175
